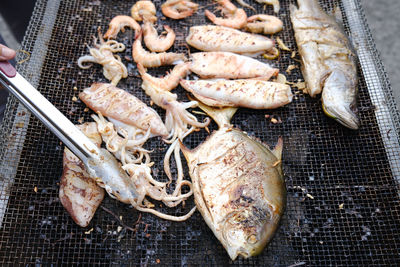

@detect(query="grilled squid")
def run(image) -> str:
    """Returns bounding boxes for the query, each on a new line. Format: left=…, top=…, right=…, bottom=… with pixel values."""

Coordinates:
left=79, top=83, right=169, bottom=137
left=59, top=122, right=105, bottom=227
left=137, top=63, right=210, bottom=212
left=91, top=113, right=196, bottom=221
left=78, top=30, right=127, bottom=85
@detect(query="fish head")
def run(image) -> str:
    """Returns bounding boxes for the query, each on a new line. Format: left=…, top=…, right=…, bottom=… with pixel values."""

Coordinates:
left=322, top=101, right=359, bottom=130
left=321, top=69, right=360, bottom=130
left=221, top=204, right=280, bottom=260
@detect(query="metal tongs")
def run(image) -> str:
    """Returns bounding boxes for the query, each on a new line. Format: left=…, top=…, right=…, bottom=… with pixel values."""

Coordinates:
left=0, top=61, right=135, bottom=198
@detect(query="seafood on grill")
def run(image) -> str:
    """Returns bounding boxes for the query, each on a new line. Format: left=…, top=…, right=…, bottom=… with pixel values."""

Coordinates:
left=139, top=62, right=191, bottom=91
left=245, top=14, right=283, bottom=35
left=132, top=32, right=186, bottom=68
left=180, top=79, right=293, bottom=109
left=205, top=0, right=247, bottom=29
left=59, top=122, right=105, bottom=227
left=189, top=52, right=278, bottom=80
left=77, top=32, right=127, bottom=85
left=138, top=63, right=210, bottom=205
left=103, top=15, right=141, bottom=39
left=131, top=0, right=157, bottom=23
left=180, top=103, right=286, bottom=260
left=290, top=0, right=359, bottom=129
left=91, top=114, right=195, bottom=220
left=138, top=63, right=210, bottom=143
left=161, top=0, right=199, bottom=19
left=257, top=0, right=280, bottom=13
left=186, top=25, right=275, bottom=57
left=79, top=83, right=169, bottom=137
left=143, top=22, right=176, bottom=52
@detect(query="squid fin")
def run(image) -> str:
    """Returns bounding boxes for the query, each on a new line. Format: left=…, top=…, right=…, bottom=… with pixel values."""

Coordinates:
left=189, top=95, right=237, bottom=128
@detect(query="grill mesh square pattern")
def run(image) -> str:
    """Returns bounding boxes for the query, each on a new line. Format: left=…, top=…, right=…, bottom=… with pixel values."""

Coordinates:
left=0, top=0, right=400, bottom=266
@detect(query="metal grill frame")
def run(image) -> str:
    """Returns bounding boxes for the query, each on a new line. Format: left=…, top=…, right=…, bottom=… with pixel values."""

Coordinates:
left=0, top=0, right=400, bottom=266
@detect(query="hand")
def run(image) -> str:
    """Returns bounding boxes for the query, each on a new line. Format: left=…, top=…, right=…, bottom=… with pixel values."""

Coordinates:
left=0, top=44, right=16, bottom=61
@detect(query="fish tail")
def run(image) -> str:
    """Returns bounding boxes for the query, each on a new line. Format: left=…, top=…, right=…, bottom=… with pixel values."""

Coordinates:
left=190, top=96, right=238, bottom=128
left=297, top=0, right=321, bottom=11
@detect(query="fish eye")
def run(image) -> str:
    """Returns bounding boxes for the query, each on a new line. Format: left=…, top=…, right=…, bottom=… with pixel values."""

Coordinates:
left=247, top=234, right=258, bottom=244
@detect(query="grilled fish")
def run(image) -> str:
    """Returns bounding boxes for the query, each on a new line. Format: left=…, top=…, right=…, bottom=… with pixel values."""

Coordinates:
left=186, top=25, right=274, bottom=57
left=59, top=122, right=105, bottom=227
left=290, top=0, right=359, bottom=129
left=180, top=103, right=286, bottom=260
left=79, top=83, right=169, bottom=137
left=189, top=52, right=278, bottom=80
left=180, top=79, right=292, bottom=109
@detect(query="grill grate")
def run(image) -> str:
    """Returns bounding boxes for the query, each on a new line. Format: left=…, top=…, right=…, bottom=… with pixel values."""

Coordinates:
left=1, top=0, right=400, bottom=265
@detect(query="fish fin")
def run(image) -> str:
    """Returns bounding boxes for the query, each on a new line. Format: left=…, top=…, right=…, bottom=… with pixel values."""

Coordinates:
left=188, top=96, right=238, bottom=128
left=272, top=137, right=283, bottom=160
left=331, top=6, right=343, bottom=25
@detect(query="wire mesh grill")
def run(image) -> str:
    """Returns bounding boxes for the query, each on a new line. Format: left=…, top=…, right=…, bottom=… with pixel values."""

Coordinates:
left=1, top=0, right=400, bottom=265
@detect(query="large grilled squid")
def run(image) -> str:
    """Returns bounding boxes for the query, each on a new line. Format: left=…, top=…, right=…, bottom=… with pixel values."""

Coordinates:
left=180, top=79, right=293, bottom=109
left=59, top=122, right=105, bottom=227
left=79, top=83, right=168, bottom=137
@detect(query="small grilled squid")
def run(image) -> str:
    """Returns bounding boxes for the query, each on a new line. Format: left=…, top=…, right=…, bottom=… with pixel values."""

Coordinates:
left=181, top=79, right=293, bottom=109
left=161, top=0, right=199, bottom=20
left=189, top=52, right=279, bottom=80
left=91, top=113, right=196, bottom=221
left=205, top=0, right=247, bottom=29
left=138, top=63, right=210, bottom=143
left=143, top=22, right=176, bottom=52
left=132, top=33, right=186, bottom=68
left=186, top=25, right=275, bottom=57
left=138, top=63, right=210, bottom=210
left=79, top=83, right=168, bottom=137
left=77, top=31, right=127, bottom=85
left=59, top=122, right=105, bottom=227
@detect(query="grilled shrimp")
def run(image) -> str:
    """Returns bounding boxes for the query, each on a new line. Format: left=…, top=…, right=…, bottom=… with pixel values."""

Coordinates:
left=79, top=83, right=169, bottom=137
left=77, top=31, right=127, bottom=85
left=132, top=33, right=186, bottom=68
left=205, top=0, right=247, bottom=29
left=161, top=0, right=199, bottom=19
left=245, top=14, right=283, bottom=35
left=131, top=0, right=157, bottom=24
left=138, top=62, right=191, bottom=91
left=256, top=0, right=280, bottom=13
left=143, top=22, right=176, bottom=52
left=103, top=15, right=141, bottom=39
